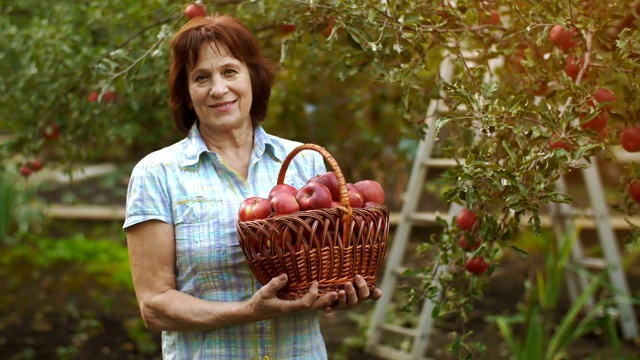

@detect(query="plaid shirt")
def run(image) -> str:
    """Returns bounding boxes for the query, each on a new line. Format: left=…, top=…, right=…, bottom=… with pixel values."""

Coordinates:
left=124, top=124, right=328, bottom=359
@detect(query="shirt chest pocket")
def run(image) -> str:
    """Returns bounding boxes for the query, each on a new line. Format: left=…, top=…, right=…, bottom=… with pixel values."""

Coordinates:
left=173, top=198, right=223, bottom=248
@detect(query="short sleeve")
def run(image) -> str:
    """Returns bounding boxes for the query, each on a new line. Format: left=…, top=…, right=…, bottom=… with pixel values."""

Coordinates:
left=123, top=161, right=173, bottom=230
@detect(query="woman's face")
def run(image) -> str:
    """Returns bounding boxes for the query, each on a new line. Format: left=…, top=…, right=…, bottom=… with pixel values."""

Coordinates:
left=188, top=41, right=253, bottom=133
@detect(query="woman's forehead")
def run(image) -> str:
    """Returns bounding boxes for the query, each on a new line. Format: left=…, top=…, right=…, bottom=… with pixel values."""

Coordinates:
left=191, top=41, right=239, bottom=68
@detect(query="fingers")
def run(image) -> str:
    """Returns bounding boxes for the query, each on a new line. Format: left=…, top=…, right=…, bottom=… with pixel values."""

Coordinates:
left=265, top=274, right=288, bottom=295
left=299, top=282, right=337, bottom=310
left=322, top=275, right=382, bottom=313
left=370, top=288, right=383, bottom=300
left=354, top=275, right=371, bottom=300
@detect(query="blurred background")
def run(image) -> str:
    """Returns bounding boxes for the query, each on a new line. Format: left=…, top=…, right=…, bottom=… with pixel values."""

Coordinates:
left=2, top=0, right=640, bottom=359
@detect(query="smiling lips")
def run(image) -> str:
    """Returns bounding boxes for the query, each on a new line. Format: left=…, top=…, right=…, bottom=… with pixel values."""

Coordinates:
left=209, top=100, right=236, bottom=111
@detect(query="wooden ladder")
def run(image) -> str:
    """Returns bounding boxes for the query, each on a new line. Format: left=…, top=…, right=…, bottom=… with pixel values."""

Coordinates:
left=364, top=56, right=639, bottom=360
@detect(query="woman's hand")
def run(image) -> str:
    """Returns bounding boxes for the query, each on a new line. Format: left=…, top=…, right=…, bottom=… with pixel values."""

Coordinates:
left=247, top=274, right=338, bottom=318
left=323, top=275, right=382, bottom=313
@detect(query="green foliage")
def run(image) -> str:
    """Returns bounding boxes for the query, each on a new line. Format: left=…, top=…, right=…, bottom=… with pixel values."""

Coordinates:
left=487, top=227, right=623, bottom=360
left=0, top=169, right=46, bottom=245
left=1, top=233, right=133, bottom=291
left=1, top=0, right=415, bottom=191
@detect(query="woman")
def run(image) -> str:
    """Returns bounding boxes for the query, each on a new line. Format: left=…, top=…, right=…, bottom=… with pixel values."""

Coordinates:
left=124, top=14, right=382, bottom=359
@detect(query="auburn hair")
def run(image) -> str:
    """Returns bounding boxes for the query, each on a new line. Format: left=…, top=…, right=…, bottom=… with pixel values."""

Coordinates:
left=168, top=14, right=276, bottom=135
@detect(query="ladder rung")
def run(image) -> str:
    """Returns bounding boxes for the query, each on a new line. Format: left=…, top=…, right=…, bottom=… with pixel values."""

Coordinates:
left=422, top=158, right=459, bottom=168
left=558, top=206, right=593, bottom=217
left=407, top=212, right=441, bottom=225
left=575, top=257, right=607, bottom=270
left=379, top=322, right=418, bottom=338
left=367, top=343, right=431, bottom=360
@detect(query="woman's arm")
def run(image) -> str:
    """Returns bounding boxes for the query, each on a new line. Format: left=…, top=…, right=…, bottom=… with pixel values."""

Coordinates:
left=127, top=220, right=338, bottom=331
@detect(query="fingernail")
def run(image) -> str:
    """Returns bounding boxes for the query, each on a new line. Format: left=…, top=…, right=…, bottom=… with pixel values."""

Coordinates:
left=279, top=274, right=287, bottom=281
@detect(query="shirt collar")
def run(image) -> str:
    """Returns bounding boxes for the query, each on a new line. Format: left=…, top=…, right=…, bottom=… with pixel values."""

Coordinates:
left=180, top=123, right=285, bottom=167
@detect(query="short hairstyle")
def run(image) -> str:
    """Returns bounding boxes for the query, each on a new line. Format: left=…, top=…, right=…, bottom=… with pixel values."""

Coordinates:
left=168, top=14, right=276, bottom=135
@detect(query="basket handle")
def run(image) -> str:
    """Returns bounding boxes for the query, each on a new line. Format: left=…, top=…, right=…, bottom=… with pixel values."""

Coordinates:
left=277, top=143, right=353, bottom=223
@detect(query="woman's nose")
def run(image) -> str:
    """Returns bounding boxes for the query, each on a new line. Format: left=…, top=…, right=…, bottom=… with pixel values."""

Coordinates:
left=209, top=79, right=228, bottom=97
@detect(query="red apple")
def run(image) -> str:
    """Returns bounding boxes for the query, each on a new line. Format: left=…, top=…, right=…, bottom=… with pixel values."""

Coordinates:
left=102, top=90, right=117, bottom=103
left=550, top=24, right=579, bottom=51
left=238, top=196, right=271, bottom=221
left=580, top=111, right=609, bottom=132
left=628, top=180, right=640, bottom=203
left=465, top=256, right=489, bottom=275
left=42, top=122, right=60, bottom=141
left=549, top=135, right=572, bottom=152
left=296, top=182, right=333, bottom=211
left=620, top=127, right=640, bottom=152
left=345, top=183, right=364, bottom=208
left=270, top=193, right=300, bottom=215
left=19, top=166, right=32, bottom=178
left=479, top=10, right=500, bottom=25
left=88, top=91, right=99, bottom=103
left=280, top=24, right=297, bottom=36
left=456, top=208, right=477, bottom=231
left=588, top=88, right=615, bottom=110
left=354, top=179, right=385, bottom=205
left=459, top=234, right=483, bottom=252
left=330, top=201, right=342, bottom=208
left=363, top=201, right=380, bottom=208
left=184, top=3, right=207, bottom=20
left=31, top=159, right=43, bottom=171
left=269, top=183, right=298, bottom=199
left=564, top=55, right=587, bottom=80
left=322, top=16, right=335, bottom=38
left=310, top=171, right=340, bottom=201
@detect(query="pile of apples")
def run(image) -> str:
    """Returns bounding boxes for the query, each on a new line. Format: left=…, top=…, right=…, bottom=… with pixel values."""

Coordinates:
left=237, top=172, right=385, bottom=254
left=238, top=171, right=385, bottom=222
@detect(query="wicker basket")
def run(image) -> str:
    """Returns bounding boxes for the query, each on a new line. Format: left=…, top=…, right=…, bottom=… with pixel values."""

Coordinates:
left=236, top=144, right=389, bottom=300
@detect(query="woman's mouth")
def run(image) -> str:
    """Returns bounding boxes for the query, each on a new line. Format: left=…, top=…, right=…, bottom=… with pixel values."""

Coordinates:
left=210, top=100, right=236, bottom=111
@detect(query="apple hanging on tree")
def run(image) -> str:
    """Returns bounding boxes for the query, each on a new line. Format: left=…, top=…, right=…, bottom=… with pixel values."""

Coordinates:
left=588, top=87, right=616, bottom=110
left=31, top=159, right=43, bottom=171
left=628, top=180, right=640, bottom=203
left=459, top=234, right=483, bottom=252
left=184, top=2, right=207, bottom=20
left=620, top=127, right=640, bottom=152
left=549, top=24, right=579, bottom=51
left=456, top=208, right=478, bottom=231
left=580, top=111, right=609, bottom=132
left=88, top=91, right=99, bottom=103
left=465, top=256, right=489, bottom=275
left=19, top=166, right=33, bottom=178
left=42, top=122, right=60, bottom=141
left=548, top=134, right=572, bottom=152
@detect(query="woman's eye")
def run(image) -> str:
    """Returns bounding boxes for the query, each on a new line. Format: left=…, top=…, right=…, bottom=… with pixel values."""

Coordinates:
left=224, top=68, right=238, bottom=75
left=194, top=74, right=208, bottom=82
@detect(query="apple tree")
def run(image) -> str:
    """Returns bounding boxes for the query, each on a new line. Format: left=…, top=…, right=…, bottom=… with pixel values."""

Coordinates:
left=0, top=0, right=413, bottom=200
left=274, top=0, right=640, bottom=355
